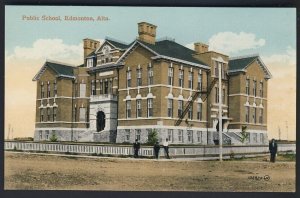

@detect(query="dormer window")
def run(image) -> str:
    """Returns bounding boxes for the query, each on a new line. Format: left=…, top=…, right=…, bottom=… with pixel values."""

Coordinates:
left=87, top=58, right=93, bottom=68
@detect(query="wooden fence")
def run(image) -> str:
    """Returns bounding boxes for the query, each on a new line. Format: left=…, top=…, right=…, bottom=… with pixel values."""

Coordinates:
left=4, top=141, right=296, bottom=158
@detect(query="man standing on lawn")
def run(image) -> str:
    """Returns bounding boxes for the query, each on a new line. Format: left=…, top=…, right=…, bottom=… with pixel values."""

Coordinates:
left=133, top=139, right=140, bottom=158
left=163, top=138, right=170, bottom=159
left=269, top=138, right=278, bottom=162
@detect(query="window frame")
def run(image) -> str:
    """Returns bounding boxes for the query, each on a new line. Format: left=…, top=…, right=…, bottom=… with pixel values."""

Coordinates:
left=167, top=99, right=173, bottom=118
left=126, top=101, right=131, bottom=118
left=136, top=99, right=142, bottom=118
left=168, top=67, right=173, bottom=85
left=147, top=98, right=153, bottom=117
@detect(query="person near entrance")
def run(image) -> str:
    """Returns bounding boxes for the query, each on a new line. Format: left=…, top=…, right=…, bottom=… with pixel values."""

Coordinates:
left=133, top=139, right=140, bottom=158
left=269, top=138, right=278, bottom=163
left=163, top=138, right=170, bottom=159
left=153, top=141, right=160, bottom=159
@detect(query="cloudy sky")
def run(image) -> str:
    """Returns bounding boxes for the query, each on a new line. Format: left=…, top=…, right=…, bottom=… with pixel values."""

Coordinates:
left=5, top=6, right=296, bottom=140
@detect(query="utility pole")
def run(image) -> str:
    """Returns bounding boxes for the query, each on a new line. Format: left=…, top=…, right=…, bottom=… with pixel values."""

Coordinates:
left=278, top=126, right=281, bottom=140
left=218, top=62, right=223, bottom=161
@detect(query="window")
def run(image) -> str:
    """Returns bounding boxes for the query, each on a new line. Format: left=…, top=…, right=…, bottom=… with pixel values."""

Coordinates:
left=253, top=80, right=257, bottom=97
left=137, top=68, right=142, bottom=86
left=167, top=99, right=173, bottom=117
left=179, top=69, right=184, bottom=87
left=188, top=71, right=193, bottom=89
left=47, top=108, right=51, bottom=121
left=214, top=61, right=219, bottom=76
left=198, top=72, right=202, bottom=91
left=39, top=131, right=42, bottom=140
left=253, top=107, right=257, bottom=123
left=245, top=106, right=250, bottom=123
left=260, top=133, right=264, bottom=143
left=197, top=131, right=202, bottom=143
left=75, top=83, right=78, bottom=97
left=127, top=71, right=131, bottom=87
left=178, top=100, right=183, bottom=117
left=79, top=108, right=86, bottom=122
left=188, top=104, right=193, bottom=120
left=147, top=98, right=153, bottom=117
left=91, top=81, right=96, bottom=95
left=259, top=82, right=263, bottom=97
left=168, top=67, right=173, bottom=85
left=80, top=83, right=86, bottom=98
left=259, top=109, right=263, bottom=124
left=222, top=88, right=225, bottom=104
left=74, top=106, right=77, bottom=122
left=109, top=80, right=113, bottom=94
left=187, top=130, right=193, bottom=143
left=246, top=79, right=250, bottom=95
left=40, top=109, right=44, bottom=122
left=47, top=83, right=51, bottom=98
left=100, top=81, right=103, bottom=94
left=136, top=100, right=142, bottom=118
left=125, top=129, right=130, bottom=142
left=178, top=130, right=183, bottom=142
left=253, top=133, right=258, bottom=143
left=126, top=101, right=131, bottom=118
left=41, top=84, right=44, bottom=98
left=222, top=64, right=226, bottom=79
left=53, top=81, right=57, bottom=96
left=148, top=66, right=153, bottom=85
left=87, top=58, right=93, bottom=68
left=215, top=87, right=219, bottom=103
left=104, top=81, right=108, bottom=94
left=45, top=131, right=49, bottom=140
left=53, top=107, right=57, bottom=121
left=168, top=129, right=173, bottom=142
left=197, top=103, right=202, bottom=120
left=135, top=129, right=141, bottom=141
left=146, top=129, right=152, bottom=142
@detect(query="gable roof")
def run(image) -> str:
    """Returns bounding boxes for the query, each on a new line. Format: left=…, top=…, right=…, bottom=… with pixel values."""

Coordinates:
left=228, top=54, right=272, bottom=79
left=33, top=61, right=75, bottom=81
left=88, top=38, right=131, bottom=59
left=106, top=38, right=129, bottom=50
left=228, top=55, right=258, bottom=71
left=117, top=39, right=209, bottom=69
left=140, top=40, right=207, bottom=66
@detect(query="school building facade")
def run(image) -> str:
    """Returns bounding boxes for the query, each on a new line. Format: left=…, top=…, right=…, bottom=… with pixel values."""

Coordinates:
left=32, top=22, right=272, bottom=145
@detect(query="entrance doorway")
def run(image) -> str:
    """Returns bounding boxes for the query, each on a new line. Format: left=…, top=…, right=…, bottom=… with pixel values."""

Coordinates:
left=97, top=111, right=105, bottom=132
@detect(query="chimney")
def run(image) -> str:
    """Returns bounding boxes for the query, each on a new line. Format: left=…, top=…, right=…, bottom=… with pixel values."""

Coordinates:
left=137, top=22, right=157, bottom=44
left=194, top=42, right=209, bottom=54
left=83, top=38, right=100, bottom=60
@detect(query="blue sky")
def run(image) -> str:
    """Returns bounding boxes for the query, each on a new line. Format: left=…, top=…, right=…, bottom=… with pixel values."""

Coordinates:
left=5, top=6, right=296, bottom=57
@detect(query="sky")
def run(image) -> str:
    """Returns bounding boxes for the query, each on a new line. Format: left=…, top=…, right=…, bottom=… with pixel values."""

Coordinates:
left=4, top=6, right=296, bottom=140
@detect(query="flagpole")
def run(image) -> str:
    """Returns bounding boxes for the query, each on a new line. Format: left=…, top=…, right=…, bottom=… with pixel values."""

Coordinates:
left=218, top=62, right=223, bottom=161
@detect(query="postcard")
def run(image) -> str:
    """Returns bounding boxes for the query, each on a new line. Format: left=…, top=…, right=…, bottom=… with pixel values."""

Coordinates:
left=4, top=6, right=296, bottom=192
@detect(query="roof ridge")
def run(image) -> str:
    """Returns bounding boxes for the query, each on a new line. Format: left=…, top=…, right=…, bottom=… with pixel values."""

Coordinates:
left=105, top=36, right=129, bottom=45
left=229, top=53, right=259, bottom=60
left=46, top=59, right=76, bottom=67
left=156, top=37, right=175, bottom=42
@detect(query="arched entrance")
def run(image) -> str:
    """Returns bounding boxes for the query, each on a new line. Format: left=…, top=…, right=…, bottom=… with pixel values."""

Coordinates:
left=97, top=111, right=105, bottom=132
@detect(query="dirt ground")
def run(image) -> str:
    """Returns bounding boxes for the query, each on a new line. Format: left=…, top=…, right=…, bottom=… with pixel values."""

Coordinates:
left=4, top=152, right=295, bottom=192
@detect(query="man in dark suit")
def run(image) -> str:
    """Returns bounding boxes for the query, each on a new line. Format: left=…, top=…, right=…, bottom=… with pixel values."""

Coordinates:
left=133, top=139, right=140, bottom=158
left=269, top=139, right=278, bottom=162
left=153, top=141, right=160, bottom=160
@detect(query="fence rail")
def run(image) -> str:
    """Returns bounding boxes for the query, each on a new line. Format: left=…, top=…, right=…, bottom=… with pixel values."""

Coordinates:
left=4, top=141, right=296, bottom=158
